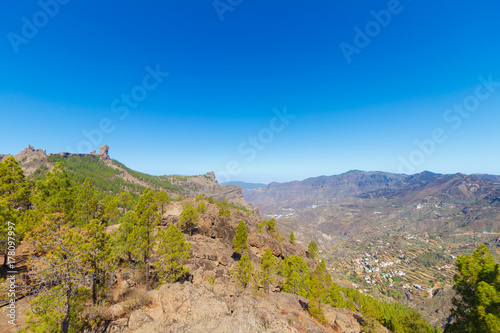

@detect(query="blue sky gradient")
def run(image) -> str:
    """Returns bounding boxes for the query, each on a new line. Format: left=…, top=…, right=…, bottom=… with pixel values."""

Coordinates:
left=1, top=1, right=500, bottom=183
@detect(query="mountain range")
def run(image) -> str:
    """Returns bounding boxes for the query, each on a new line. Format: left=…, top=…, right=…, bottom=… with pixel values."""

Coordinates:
left=241, top=170, right=500, bottom=214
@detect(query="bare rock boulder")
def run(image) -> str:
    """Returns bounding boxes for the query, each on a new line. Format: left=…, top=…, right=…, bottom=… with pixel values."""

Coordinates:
left=106, top=318, right=131, bottom=333
left=128, top=310, right=154, bottom=330
left=109, top=303, right=125, bottom=318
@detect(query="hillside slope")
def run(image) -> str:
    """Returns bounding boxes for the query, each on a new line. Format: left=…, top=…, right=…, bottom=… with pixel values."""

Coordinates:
left=0, top=145, right=252, bottom=210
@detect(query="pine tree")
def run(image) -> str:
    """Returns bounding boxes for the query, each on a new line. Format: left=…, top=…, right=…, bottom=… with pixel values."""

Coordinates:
left=81, top=219, right=115, bottom=305
left=313, top=260, right=332, bottom=289
left=115, top=192, right=135, bottom=213
left=74, top=178, right=102, bottom=225
left=445, top=244, right=500, bottom=333
left=115, top=211, right=136, bottom=263
left=0, top=156, right=30, bottom=267
left=126, top=188, right=159, bottom=290
left=307, top=241, right=319, bottom=259
left=346, top=298, right=356, bottom=311
left=326, top=282, right=347, bottom=309
left=25, top=213, right=89, bottom=333
left=266, top=218, right=276, bottom=232
left=232, top=220, right=248, bottom=254
left=102, top=195, right=120, bottom=225
left=33, top=162, right=74, bottom=218
left=179, top=202, right=199, bottom=236
left=308, top=274, right=327, bottom=323
left=219, top=207, right=230, bottom=217
left=231, top=253, right=253, bottom=288
left=0, top=156, right=30, bottom=209
left=156, top=224, right=191, bottom=283
left=197, top=202, right=206, bottom=213
left=279, top=255, right=310, bottom=297
left=308, top=260, right=332, bottom=322
left=289, top=231, right=295, bottom=244
left=259, top=248, right=276, bottom=293
left=24, top=286, right=89, bottom=333
left=154, top=190, right=170, bottom=215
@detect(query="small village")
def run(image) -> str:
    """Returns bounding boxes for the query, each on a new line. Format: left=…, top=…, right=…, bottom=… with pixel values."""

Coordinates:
left=326, top=231, right=459, bottom=299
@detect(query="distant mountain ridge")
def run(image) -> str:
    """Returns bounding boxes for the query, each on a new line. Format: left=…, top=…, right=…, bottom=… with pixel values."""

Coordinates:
left=221, top=181, right=267, bottom=189
left=242, top=170, right=500, bottom=214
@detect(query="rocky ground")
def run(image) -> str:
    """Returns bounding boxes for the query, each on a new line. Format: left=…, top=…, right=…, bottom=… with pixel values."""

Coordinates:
left=104, top=282, right=389, bottom=333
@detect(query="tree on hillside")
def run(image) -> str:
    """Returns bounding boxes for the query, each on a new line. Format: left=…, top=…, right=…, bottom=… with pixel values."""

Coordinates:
left=0, top=156, right=30, bottom=209
left=154, top=190, right=170, bottom=215
left=126, top=188, right=159, bottom=290
left=116, top=192, right=135, bottom=212
left=307, top=241, right=319, bottom=259
left=219, top=207, right=231, bottom=217
left=259, top=248, right=276, bottom=293
left=33, top=162, right=74, bottom=218
left=232, top=220, right=248, bottom=254
left=102, top=195, right=120, bottom=225
left=179, top=202, right=199, bottom=236
left=231, top=253, right=253, bottom=288
left=0, top=156, right=30, bottom=267
left=279, top=255, right=310, bottom=297
left=289, top=231, right=295, bottom=244
left=197, top=202, right=206, bottom=213
left=313, top=260, right=332, bottom=289
left=308, top=260, right=333, bottom=322
left=81, top=219, right=115, bottom=305
left=114, top=211, right=136, bottom=263
left=156, top=224, right=190, bottom=283
left=308, top=274, right=328, bottom=323
left=326, top=282, right=347, bottom=309
left=24, top=213, right=89, bottom=333
left=445, top=244, right=500, bottom=333
left=266, top=218, right=276, bottom=232
left=74, top=178, right=102, bottom=225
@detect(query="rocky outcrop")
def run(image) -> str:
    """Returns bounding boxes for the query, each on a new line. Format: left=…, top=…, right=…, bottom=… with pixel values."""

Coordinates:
left=128, top=310, right=154, bottom=330
left=0, top=145, right=50, bottom=177
left=154, top=199, right=309, bottom=292
left=206, top=171, right=216, bottom=181
left=100, top=144, right=110, bottom=160
left=106, top=318, right=130, bottom=333
left=104, top=282, right=387, bottom=333
left=177, top=174, right=255, bottom=211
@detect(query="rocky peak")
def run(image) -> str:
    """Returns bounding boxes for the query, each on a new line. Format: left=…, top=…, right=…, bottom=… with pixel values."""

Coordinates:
left=100, top=144, right=110, bottom=160
left=206, top=171, right=216, bottom=181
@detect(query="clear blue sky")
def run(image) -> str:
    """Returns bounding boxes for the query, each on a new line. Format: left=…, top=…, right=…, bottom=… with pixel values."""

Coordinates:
left=1, top=1, right=500, bottom=183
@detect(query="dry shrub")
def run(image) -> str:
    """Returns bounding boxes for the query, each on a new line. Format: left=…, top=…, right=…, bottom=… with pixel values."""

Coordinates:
left=119, top=268, right=134, bottom=280
left=122, top=289, right=152, bottom=312
left=81, top=304, right=112, bottom=328
left=133, top=269, right=147, bottom=285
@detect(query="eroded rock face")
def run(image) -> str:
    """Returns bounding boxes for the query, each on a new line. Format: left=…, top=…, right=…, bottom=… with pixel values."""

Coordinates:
left=106, top=318, right=130, bottom=333
left=100, top=144, right=110, bottom=159
left=0, top=145, right=49, bottom=177
left=137, top=282, right=387, bottom=333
